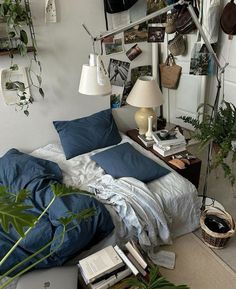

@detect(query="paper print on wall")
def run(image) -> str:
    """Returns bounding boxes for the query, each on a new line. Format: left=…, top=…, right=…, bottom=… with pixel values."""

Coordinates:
left=190, top=43, right=215, bottom=75
left=126, top=44, right=142, bottom=61
left=108, top=59, right=130, bottom=87
left=147, top=26, right=165, bottom=42
left=45, top=0, right=57, bottom=23
left=147, top=0, right=167, bottom=23
left=124, top=22, right=148, bottom=44
left=110, top=85, right=124, bottom=109
left=104, top=38, right=124, bottom=55
left=121, top=81, right=133, bottom=106
left=131, top=65, right=152, bottom=85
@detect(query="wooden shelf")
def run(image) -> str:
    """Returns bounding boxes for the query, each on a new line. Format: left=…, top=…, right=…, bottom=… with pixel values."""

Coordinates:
left=0, top=46, right=35, bottom=56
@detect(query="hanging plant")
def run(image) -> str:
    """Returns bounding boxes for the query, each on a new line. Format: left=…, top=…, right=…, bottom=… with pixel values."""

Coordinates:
left=0, top=0, right=44, bottom=116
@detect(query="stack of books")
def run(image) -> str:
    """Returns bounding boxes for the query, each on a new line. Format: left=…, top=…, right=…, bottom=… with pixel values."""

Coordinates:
left=78, top=242, right=148, bottom=289
left=152, top=130, right=186, bottom=157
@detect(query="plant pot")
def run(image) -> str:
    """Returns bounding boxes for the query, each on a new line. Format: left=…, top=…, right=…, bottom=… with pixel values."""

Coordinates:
left=200, top=207, right=235, bottom=249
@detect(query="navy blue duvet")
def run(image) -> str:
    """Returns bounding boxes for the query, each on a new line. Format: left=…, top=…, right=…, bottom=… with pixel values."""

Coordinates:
left=0, top=149, right=114, bottom=276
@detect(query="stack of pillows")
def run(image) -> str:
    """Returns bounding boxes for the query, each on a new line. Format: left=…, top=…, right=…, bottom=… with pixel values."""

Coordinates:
left=53, top=109, right=170, bottom=183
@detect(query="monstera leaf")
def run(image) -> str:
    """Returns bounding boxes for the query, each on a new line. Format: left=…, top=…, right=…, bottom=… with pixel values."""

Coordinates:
left=0, top=186, right=36, bottom=237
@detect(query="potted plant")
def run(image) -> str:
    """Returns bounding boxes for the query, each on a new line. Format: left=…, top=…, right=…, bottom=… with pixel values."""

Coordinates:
left=0, top=183, right=95, bottom=289
left=124, top=265, right=189, bottom=289
left=0, top=0, right=44, bottom=116
left=179, top=101, right=236, bottom=185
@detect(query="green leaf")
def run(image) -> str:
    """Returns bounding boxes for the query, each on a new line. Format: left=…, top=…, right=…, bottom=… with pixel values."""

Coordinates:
left=16, top=189, right=30, bottom=203
left=20, top=29, right=28, bottom=45
left=0, top=203, right=36, bottom=237
left=10, top=64, right=19, bottom=71
left=39, top=87, right=44, bottom=98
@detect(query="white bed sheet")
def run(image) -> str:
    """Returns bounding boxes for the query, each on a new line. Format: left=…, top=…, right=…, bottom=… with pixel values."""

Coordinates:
left=31, top=133, right=201, bottom=241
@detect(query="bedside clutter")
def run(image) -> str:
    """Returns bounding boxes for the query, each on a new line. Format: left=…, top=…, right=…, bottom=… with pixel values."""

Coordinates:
left=126, top=129, right=202, bottom=188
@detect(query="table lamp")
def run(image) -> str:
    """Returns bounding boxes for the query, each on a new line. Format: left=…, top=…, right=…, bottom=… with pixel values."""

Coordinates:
left=126, top=76, right=164, bottom=135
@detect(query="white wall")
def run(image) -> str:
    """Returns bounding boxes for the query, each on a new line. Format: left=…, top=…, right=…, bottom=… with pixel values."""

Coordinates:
left=0, top=0, right=152, bottom=154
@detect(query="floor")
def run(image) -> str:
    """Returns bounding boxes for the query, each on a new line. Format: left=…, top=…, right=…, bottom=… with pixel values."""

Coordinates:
left=188, top=144, right=236, bottom=272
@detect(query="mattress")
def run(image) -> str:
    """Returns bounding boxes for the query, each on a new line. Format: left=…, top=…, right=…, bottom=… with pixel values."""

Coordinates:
left=30, top=133, right=201, bottom=241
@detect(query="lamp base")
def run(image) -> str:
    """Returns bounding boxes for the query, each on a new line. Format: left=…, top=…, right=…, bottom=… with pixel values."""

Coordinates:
left=135, top=107, right=157, bottom=135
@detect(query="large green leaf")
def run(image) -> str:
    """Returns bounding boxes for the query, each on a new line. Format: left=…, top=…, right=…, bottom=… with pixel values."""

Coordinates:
left=0, top=203, right=36, bottom=237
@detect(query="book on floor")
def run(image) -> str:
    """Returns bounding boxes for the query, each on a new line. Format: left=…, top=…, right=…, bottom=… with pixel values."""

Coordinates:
left=78, top=246, right=124, bottom=284
left=125, top=241, right=148, bottom=270
left=153, top=143, right=186, bottom=157
left=138, top=134, right=155, bottom=147
left=152, top=129, right=186, bottom=146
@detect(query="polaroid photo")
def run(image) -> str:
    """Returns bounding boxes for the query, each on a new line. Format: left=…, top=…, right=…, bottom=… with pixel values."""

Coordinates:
left=126, top=44, right=142, bottom=61
left=108, top=58, right=130, bottom=87
left=147, top=26, right=165, bottom=43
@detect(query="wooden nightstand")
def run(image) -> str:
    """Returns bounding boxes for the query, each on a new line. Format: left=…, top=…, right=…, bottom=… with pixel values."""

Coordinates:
left=127, top=129, right=202, bottom=189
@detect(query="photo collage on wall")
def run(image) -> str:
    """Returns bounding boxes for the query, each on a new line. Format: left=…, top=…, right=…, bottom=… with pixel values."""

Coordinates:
left=104, top=0, right=178, bottom=108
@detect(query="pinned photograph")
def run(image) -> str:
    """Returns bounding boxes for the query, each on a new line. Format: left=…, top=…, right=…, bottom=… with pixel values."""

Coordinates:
left=121, top=81, right=133, bottom=106
left=148, top=26, right=165, bottom=43
left=108, top=59, right=130, bottom=86
left=131, top=65, right=152, bottom=85
left=147, top=0, right=167, bottom=23
left=124, top=22, right=148, bottom=44
left=110, top=85, right=124, bottom=109
left=126, top=44, right=142, bottom=61
left=104, top=38, right=124, bottom=55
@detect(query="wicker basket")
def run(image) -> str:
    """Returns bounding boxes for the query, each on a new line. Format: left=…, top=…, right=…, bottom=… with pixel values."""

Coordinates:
left=200, top=207, right=235, bottom=249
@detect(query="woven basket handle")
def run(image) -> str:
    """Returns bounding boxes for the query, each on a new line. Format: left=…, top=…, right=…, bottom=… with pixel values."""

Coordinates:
left=204, top=206, right=235, bottom=235
left=165, top=53, right=176, bottom=66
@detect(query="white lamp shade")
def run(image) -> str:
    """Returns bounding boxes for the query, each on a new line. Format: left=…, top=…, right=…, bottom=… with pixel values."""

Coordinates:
left=126, top=76, right=164, bottom=107
left=79, top=65, right=112, bottom=96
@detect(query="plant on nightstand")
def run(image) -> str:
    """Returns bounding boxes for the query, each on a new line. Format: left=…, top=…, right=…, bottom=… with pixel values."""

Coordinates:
left=179, top=101, right=236, bottom=185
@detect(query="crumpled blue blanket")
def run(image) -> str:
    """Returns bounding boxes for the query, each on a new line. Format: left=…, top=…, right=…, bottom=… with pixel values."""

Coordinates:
left=0, top=149, right=114, bottom=276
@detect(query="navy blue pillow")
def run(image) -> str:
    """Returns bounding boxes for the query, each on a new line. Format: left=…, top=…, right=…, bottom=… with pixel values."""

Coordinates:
left=91, top=142, right=170, bottom=182
left=53, top=109, right=121, bottom=160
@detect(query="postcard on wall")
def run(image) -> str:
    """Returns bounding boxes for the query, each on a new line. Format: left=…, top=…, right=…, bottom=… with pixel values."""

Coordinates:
left=110, top=85, right=124, bottom=109
left=111, top=10, right=130, bottom=29
left=126, top=44, right=142, bottom=61
left=121, top=81, right=133, bottom=106
left=104, top=38, right=124, bottom=55
left=108, top=58, right=130, bottom=87
left=147, top=0, right=167, bottom=23
left=147, top=26, right=165, bottom=43
left=124, top=22, right=148, bottom=44
left=131, top=65, right=152, bottom=85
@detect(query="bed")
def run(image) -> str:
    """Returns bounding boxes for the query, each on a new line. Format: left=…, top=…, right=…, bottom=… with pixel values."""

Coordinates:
left=0, top=108, right=201, bottom=288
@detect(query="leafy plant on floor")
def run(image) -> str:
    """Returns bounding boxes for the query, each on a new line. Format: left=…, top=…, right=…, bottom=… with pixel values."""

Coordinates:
left=0, top=0, right=44, bottom=116
left=179, top=101, right=236, bottom=185
left=124, top=265, right=189, bottom=289
left=0, top=184, right=95, bottom=289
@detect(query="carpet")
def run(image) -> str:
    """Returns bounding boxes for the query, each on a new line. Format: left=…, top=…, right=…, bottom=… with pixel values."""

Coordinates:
left=159, top=233, right=236, bottom=289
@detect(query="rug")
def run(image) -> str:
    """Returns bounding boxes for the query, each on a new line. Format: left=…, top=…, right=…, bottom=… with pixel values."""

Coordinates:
left=159, top=233, right=236, bottom=289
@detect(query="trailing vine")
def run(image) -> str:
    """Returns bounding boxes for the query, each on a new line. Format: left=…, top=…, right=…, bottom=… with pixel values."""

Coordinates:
left=0, top=0, right=44, bottom=116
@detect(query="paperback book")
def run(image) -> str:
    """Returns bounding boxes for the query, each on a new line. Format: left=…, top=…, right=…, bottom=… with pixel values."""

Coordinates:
left=78, top=246, right=124, bottom=284
left=153, top=143, right=186, bottom=157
